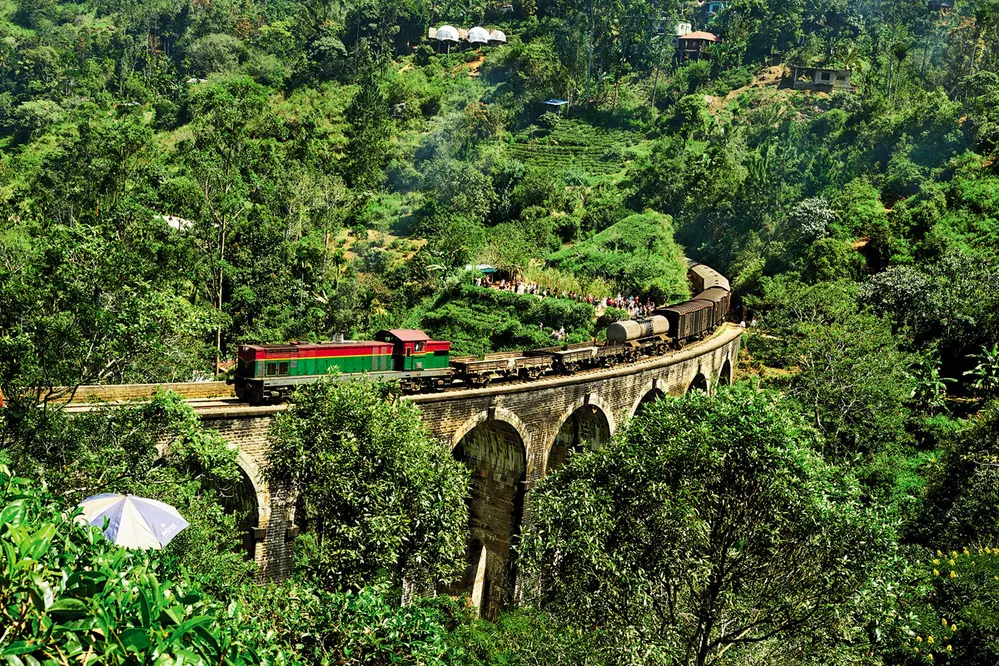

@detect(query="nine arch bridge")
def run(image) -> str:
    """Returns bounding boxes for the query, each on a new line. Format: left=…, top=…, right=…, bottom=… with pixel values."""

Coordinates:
left=157, top=323, right=744, bottom=618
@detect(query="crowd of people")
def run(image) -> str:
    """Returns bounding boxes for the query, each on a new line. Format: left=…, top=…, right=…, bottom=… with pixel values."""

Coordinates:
left=474, top=275, right=659, bottom=320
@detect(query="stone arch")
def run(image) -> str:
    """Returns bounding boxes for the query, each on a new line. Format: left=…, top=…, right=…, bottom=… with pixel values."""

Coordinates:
left=545, top=396, right=614, bottom=475
left=224, top=464, right=262, bottom=561
left=717, top=357, right=733, bottom=387
left=448, top=411, right=528, bottom=620
left=154, top=441, right=270, bottom=563
left=688, top=371, right=710, bottom=394
left=634, top=387, right=667, bottom=415
left=235, top=450, right=271, bottom=527
left=628, top=378, right=669, bottom=418
left=224, top=451, right=271, bottom=564
left=450, top=407, right=530, bottom=452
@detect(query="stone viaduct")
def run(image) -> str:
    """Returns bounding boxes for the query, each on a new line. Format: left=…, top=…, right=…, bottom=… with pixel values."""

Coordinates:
left=195, top=324, right=742, bottom=618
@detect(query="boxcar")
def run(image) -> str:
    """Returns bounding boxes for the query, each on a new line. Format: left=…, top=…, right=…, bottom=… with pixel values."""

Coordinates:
left=694, top=287, right=731, bottom=326
left=656, top=300, right=715, bottom=347
left=688, top=262, right=731, bottom=293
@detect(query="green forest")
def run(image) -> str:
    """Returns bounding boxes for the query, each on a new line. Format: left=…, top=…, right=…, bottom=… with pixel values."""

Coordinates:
left=3, top=0, right=999, bottom=661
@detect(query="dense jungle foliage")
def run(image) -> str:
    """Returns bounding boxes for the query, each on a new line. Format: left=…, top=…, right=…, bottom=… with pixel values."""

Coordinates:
left=4, top=0, right=999, bottom=661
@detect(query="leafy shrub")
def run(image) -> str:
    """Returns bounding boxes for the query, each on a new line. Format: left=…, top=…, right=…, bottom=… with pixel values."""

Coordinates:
left=882, top=547, right=999, bottom=665
left=268, top=379, right=470, bottom=590
left=244, top=582, right=466, bottom=665
left=186, top=34, right=245, bottom=76
left=595, top=307, right=630, bottom=329
left=709, top=65, right=754, bottom=95
left=420, top=283, right=595, bottom=355
left=0, top=469, right=292, bottom=665
left=547, top=211, right=689, bottom=303
left=787, top=197, right=836, bottom=241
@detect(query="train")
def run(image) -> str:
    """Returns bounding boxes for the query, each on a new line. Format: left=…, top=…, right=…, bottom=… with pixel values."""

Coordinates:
left=231, top=259, right=732, bottom=404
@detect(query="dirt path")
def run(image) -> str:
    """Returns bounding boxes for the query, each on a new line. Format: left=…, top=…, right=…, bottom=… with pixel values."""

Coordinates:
left=704, top=64, right=790, bottom=115
left=453, top=54, right=486, bottom=77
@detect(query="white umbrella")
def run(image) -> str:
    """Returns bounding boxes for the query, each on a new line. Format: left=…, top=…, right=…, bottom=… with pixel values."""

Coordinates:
left=77, top=494, right=189, bottom=550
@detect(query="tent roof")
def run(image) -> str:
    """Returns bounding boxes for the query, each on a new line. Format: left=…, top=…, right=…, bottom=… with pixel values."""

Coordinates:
left=436, top=25, right=459, bottom=41
left=466, top=26, right=490, bottom=43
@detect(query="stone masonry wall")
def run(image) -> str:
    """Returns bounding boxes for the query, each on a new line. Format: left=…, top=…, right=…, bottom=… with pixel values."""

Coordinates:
left=199, top=411, right=294, bottom=582
left=54, top=381, right=234, bottom=403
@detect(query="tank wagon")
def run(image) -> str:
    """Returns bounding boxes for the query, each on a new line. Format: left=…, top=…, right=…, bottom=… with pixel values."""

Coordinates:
left=232, top=260, right=733, bottom=403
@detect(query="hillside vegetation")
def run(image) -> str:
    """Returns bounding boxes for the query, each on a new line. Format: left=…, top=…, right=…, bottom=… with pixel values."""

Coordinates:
left=4, top=0, right=999, bottom=662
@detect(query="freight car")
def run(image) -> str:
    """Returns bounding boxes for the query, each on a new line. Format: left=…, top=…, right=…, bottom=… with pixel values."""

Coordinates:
left=687, top=259, right=731, bottom=293
left=692, top=287, right=731, bottom=327
left=656, top=300, right=715, bottom=347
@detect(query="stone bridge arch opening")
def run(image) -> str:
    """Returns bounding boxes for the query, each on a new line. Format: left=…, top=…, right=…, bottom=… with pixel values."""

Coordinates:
left=718, top=358, right=733, bottom=387
left=689, top=371, right=709, bottom=394
left=155, top=441, right=267, bottom=565
left=546, top=404, right=612, bottom=474
left=218, top=465, right=261, bottom=562
left=449, top=415, right=527, bottom=619
left=634, top=387, right=666, bottom=416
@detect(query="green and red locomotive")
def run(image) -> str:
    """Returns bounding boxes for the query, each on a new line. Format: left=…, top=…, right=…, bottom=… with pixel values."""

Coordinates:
left=233, top=329, right=451, bottom=404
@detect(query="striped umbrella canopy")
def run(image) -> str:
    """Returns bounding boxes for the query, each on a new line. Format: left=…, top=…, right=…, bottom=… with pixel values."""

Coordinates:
left=77, top=494, right=189, bottom=550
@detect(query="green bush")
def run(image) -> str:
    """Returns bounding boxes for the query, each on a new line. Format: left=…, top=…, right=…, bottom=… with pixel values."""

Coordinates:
left=0, top=468, right=293, bottom=665
left=268, top=379, right=470, bottom=591
left=420, top=283, right=596, bottom=355
left=547, top=211, right=689, bottom=303
left=243, top=582, right=467, bottom=665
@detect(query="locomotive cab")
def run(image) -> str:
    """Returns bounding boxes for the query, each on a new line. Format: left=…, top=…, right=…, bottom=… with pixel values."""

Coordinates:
left=374, top=329, right=451, bottom=372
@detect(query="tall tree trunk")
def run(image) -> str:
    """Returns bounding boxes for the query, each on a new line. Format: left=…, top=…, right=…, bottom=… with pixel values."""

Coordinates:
left=650, top=36, right=666, bottom=110
left=215, top=224, right=226, bottom=375
left=585, top=0, right=594, bottom=102
left=886, top=22, right=897, bottom=103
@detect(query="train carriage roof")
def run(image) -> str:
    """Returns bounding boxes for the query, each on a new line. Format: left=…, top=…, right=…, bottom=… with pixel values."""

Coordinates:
left=376, top=329, right=431, bottom=343
left=695, top=287, right=730, bottom=303
left=660, top=299, right=715, bottom=315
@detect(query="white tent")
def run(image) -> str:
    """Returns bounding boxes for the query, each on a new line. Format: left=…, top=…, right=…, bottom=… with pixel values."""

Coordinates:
left=466, top=26, right=490, bottom=44
left=488, top=29, right=507, bottom=44
left=436, top=25, right=459, bottom=42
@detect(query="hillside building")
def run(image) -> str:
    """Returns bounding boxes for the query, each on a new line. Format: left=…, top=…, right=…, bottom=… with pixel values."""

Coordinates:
left=789, top=65, right=858, bottom=93
left=466, top=26, right=490, bottom=46
left=431, top=25, right=460, bottom=52
left=677, top=31, right=719, bottom=62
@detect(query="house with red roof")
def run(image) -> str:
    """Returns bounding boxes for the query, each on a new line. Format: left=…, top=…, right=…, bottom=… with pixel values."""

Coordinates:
left=677, top=31, right=719, bottom=62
